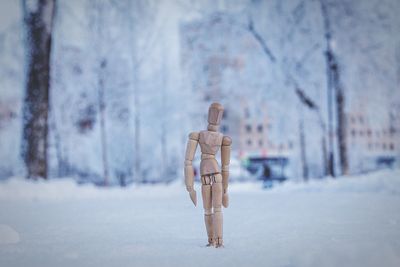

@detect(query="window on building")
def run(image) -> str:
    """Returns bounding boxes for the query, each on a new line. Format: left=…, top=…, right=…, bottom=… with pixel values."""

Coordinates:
left=223, top=110, right=228, bottom=119
left=258, top=140, right=263, bottom=147
left=221, top=125, right=228, bottom=133
left=390, top=143, right=395, bottom=150
left=368, top=143, right=373, bottom=150
left=245, top=124, right=252, bottom=133
left=257, top=124, right=263, bottom=133
left=247, top=139, right=252, bottom=146
left=352, top=129, right=356, bottom=137
left=367, top=129, right=372, bottom=137
left=383, top=143, right=387, bottom=150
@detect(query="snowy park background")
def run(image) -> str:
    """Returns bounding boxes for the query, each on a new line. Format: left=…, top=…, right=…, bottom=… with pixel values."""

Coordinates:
left=1, top=0, right=400, bottom=266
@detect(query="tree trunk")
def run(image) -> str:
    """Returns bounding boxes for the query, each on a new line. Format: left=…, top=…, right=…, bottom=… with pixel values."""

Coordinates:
left=321, top=131, right=329, bottom=177
left=133, top=70, right=141, bottom=182
left=127, top=0, right=141, bottom=183
left=98, top=59, right=109, bottom=186
left=319, top=0, right=349, bottom=176
left=333, top=68, right=349, bottom=175
left=299, top=115, right=309, bottom=181
left=160, top=41, right=168, bottom=179
left=22, top=0, right=56, bottom=179
left=319, top=0, right=336, bottom=177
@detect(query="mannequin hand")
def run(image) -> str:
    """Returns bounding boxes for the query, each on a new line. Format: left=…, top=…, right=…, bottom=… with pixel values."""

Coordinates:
left=188, top=189, right=197, bottom=206
left=222, top=193, right=229, bottom=208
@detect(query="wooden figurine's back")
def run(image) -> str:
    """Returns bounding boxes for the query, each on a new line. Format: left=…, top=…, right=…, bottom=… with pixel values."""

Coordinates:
left=184, top=103, right=231, bottom=248
left=199, top=130, right=223, bottom=175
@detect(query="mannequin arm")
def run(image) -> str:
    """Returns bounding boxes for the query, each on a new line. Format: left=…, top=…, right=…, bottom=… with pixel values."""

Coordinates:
left=184, top=132, right=199, bottom=206
left=221, top=136, right=231, bottom=208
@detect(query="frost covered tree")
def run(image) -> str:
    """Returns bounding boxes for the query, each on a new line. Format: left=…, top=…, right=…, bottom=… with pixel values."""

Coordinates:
left=0, top=0, right=397, bottom=183
left=295, top=87, right=329, bottom=177
left=0, top=18, right=25, bottom=179
left=21, top=0, right=56, bottom=179
left=319, top=0, right=348, bottom=176
left=246, top=0, right=329, bottom=178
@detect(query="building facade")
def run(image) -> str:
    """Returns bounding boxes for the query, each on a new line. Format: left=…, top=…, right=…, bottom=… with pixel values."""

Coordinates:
left=346, top=105, right=400, bottom=172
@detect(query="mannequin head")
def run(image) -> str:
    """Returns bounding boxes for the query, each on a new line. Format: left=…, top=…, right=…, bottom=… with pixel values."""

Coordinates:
left=207, top=103, right=224, bottom=131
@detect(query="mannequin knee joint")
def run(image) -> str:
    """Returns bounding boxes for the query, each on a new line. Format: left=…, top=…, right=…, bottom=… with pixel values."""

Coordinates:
left=214, top=207, right=222, bottom=213
left=204, top=209, right=212, bottom=215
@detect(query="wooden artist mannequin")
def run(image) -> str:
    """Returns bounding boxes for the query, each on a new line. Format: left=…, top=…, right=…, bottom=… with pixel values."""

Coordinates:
left=184, top=103, right=232, bottom=248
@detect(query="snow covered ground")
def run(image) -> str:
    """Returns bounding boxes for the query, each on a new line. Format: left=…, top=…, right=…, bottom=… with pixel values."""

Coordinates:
left=0, top=170, right=400, bottom=267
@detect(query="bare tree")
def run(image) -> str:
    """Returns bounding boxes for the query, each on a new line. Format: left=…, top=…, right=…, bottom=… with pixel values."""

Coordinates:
left=90, top=0, right=110, bottom=186
left=98, top=59, right=109, bottom=186
left=296, top=88, right=329, bottom=176
left=22, top=0, right=56, bottom=179
left=247, top=0, right=347, bottom=177
left=319, top=0, right=348, bottom=176
left=127, top=1, right=142, bottom=183
left=160, top=40, right=168, bottom=178
left=127, top=0, right=160, bottom=182
left=333, top=64, right=348, bottom=175
left=298, top=110, right=309, bottom=180
left=245, top=14, right=329, bottom=178
left=247, top=19, right=276, bottom=63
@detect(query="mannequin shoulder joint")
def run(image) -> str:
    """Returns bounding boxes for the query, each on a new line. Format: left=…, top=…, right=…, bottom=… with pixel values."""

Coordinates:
left=189, top=132, right=200, bottom=140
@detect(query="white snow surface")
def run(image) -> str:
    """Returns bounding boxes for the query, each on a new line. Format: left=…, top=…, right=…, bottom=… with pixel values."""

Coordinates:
left=0, top=225, right=20, bottom=245
left=0, top=170, right=400, bottom=267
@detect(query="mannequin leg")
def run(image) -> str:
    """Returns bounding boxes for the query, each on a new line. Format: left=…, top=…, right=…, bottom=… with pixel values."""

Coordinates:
left=212, top=174, right=223, bottom=247
left=201, top=176, right=214, bottom=246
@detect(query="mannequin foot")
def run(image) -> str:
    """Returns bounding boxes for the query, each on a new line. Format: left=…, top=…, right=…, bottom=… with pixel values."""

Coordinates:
left=215, top=238, right=223, bottom=248
left=206, top=238, right=215, bottom=247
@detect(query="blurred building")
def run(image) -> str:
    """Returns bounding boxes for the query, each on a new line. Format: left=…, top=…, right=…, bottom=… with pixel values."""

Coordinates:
left=220, top=100, right=293, bottom=158
left=347, top=105, right=400, bottom=172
